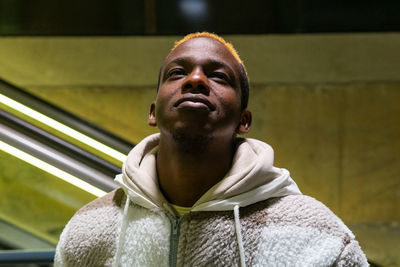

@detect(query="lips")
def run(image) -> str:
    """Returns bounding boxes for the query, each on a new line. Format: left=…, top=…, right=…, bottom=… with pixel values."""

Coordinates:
left=174, top=96, right=216, bottom=111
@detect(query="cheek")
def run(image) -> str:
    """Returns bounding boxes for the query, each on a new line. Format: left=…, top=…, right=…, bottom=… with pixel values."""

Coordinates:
left=216, top=90, right=241, bottom=115
left=157, top=84, right=180, bottom=104
left=155, top=88, right=175, bottom=110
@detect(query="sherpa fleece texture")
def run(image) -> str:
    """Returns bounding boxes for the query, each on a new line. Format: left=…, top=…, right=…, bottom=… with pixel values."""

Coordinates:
left=54, top=189, right=368, bottom=266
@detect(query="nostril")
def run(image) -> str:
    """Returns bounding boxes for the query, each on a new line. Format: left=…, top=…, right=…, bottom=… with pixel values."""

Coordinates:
left=184, top=83, right=192, bottom=89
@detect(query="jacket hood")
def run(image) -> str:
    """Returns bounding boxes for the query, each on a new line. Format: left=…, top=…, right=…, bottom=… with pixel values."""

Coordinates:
left=115, top=133, right=301, bottom=212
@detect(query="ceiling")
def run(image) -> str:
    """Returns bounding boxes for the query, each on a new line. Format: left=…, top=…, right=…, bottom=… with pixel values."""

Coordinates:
left=0, top=0, right=399, bottom=36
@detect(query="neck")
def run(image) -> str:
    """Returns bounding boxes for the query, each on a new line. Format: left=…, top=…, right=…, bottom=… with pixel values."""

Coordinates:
left=156, top=132, right=235, bottom=207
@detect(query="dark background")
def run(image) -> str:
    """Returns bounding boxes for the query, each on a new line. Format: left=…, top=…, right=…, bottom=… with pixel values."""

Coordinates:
left=0, top=0, right=399, bottom=35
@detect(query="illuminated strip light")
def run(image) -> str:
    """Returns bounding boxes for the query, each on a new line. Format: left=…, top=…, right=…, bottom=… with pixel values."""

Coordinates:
left=0, top=93, right=127, bottom=162
left=0, top=140, right=106, bottom=197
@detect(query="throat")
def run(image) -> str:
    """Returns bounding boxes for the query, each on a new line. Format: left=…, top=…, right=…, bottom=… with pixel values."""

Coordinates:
left=156, top=135, right=236, bottom=207
left=158, top=166, right=228, bottom=207
left=172, top=132, right=212, bottom=154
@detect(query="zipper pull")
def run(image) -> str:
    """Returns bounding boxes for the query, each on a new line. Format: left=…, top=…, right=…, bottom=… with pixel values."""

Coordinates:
left=172, top=218, right=179, bottom=235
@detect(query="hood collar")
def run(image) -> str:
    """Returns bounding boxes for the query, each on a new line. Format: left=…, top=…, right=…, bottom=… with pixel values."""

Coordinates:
left=115, top=133, right=301, bottom=211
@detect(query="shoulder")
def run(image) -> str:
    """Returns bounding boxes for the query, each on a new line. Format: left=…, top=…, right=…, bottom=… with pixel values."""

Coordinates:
left=65, top=188, right=125, bottom=235
left=54, top=188, right=126, bottom=266
left=261, top=194, right=354, bottom=238
left=77, top=187, right=125, bottom=214
left=241, top=195, right=368, bottom=266
left=242, top=195, right=368, bottom=266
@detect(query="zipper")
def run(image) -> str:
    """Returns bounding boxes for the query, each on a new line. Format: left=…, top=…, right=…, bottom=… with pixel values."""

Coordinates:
left=168, top=215, right=182, bottom=267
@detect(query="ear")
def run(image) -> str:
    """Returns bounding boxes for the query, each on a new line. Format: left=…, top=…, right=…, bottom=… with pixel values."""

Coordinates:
left=148, top=102, right=157, bottom=127
left=236, top=109, right=252, bottom=135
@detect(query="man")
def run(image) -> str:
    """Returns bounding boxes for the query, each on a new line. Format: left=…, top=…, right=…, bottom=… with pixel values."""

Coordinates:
left=55, top=32, right=368, bottom=266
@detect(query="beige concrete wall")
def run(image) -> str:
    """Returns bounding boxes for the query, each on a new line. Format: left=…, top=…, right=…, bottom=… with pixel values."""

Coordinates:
left=1, top=34, right=399, bottom=263
left=20, top=82, right=400, bottom=224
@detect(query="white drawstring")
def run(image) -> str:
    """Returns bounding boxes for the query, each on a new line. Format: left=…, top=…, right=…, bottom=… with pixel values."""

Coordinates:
left=114, top=197, right=246, bottom=266
left=234, top=205, right=246, bottom=267
left=114, top=195, right=131, bottom=267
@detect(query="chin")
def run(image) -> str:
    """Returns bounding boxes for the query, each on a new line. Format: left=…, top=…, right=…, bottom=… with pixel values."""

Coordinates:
left=173, top=119, right=214, bottom=133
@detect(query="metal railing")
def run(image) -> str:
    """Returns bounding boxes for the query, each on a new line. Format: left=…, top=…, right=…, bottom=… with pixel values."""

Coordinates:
left=0, top=250, right=54, bottom=265
left=0, top=78, right=134, bottom=155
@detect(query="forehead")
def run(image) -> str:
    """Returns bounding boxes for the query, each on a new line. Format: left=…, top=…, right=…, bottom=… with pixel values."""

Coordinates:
left=164, top=37, right=240, bottom=72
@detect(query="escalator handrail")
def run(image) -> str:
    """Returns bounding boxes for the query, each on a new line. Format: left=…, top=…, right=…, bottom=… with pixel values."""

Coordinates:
left=0, top=250, right=55, bottom=264
left=0, top=108, right=121, bottom=177
left=0, top=78, right=134, bottom=154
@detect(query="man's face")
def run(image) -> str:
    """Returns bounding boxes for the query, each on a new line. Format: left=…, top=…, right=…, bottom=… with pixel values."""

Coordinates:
left=149, top=37, right=247, bottom=139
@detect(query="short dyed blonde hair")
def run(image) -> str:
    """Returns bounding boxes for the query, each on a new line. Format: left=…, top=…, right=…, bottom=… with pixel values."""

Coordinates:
left=172, top=32, right=245, bottom=69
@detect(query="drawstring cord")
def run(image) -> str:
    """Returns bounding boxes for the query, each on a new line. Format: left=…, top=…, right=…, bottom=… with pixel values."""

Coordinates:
left=234, top=205, right=246, bottom=267
left=113, top=197, right=246, bottom=266
left=114, top=195, right=131, bottom=267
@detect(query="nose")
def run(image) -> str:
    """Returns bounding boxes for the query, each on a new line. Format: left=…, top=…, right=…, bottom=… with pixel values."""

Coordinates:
left=182, top=68, right=210, bottom=95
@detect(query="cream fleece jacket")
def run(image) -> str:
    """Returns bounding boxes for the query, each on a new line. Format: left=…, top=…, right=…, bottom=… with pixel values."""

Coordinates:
left=55, top=134, right=368, bottom=266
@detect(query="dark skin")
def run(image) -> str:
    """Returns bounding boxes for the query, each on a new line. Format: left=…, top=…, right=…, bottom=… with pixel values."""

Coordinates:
left=148, top=37, right=252, bottom=207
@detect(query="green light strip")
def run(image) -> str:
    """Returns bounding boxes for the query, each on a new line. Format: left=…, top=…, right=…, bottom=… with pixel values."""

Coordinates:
left=0, top=140, right=106, bottom=197
left=0, top=93, right=127, bottom=162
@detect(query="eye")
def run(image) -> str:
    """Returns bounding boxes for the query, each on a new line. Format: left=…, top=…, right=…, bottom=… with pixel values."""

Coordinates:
left=166, top=68, right=186, bottom=78
left=210, top=71, right=230, bottom=83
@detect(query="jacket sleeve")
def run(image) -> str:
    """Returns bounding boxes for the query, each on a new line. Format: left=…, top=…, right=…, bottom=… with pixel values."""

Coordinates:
left=53, top=225, right=70, bottom=267
left=54, top=244, right=64, bottom=267
left=335, top=239, right=369, bottom=267
left=53, top=190, right=123, bottom=266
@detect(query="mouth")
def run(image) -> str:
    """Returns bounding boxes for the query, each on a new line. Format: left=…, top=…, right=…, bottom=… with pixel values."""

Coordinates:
left=174, top=96, right=216, bottom=111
